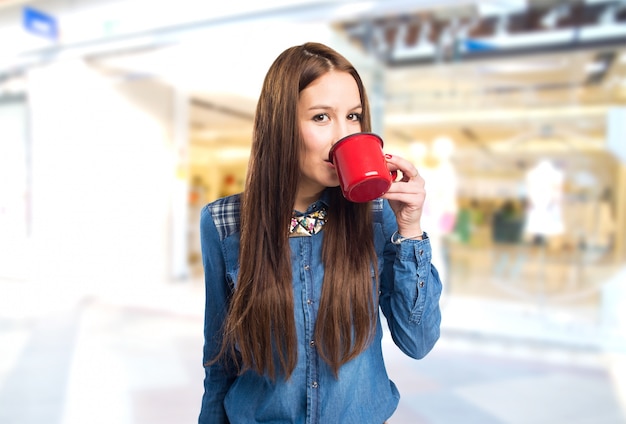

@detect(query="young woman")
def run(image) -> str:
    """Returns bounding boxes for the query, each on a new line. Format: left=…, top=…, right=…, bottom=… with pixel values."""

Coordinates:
left=199, top=42, right=442, bottom=424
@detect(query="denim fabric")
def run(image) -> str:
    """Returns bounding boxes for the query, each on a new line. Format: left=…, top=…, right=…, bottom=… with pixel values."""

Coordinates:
left=198, top=192, right=442, bottom=424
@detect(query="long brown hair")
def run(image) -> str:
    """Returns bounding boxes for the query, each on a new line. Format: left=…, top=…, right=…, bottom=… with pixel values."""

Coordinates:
left=215, top=42, right=378, bottom=379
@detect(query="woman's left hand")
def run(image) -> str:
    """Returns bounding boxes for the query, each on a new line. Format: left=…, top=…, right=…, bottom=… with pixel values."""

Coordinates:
left=381, top=154, right=426, bottom=238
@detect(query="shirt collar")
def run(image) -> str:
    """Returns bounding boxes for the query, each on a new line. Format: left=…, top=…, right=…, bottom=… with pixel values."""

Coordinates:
left=300, top=188, right=331, bottom=215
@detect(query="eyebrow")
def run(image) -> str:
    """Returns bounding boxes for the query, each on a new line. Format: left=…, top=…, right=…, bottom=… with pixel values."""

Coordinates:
left=307, top=104, right=362, bottom=111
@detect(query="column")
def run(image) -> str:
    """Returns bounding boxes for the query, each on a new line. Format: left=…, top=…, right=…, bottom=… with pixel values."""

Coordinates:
left=28, top=59, right=177, bottom=293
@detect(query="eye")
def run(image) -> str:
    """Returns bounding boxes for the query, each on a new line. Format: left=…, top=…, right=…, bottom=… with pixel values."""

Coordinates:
left=348, top=113, right=362, bottom=122
left=313, top=113, right=329, bottom=122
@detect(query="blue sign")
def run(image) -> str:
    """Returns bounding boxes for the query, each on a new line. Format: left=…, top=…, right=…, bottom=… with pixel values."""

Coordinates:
left=463, top=39, right=496, bottom=52
left=23, top=6, right=58, bottom=40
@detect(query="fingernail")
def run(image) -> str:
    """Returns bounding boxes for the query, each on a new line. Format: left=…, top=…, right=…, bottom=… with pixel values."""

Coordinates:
left=385, top=154, right=392, bottom=159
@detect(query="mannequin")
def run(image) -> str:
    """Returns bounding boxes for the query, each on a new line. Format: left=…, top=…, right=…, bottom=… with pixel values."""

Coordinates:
left=524, top=159, right=565, bottom=243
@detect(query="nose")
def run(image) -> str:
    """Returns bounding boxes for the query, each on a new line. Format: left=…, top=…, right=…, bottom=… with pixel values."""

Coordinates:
left=332, top=121, right=354, bottom=146
left=329, top=124, right=350, bottom=163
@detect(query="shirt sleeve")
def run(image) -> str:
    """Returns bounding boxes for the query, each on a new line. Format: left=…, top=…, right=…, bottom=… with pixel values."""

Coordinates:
left=378, top=200, right=443, bottom=359
left=198, top=206, right=235, bottom=424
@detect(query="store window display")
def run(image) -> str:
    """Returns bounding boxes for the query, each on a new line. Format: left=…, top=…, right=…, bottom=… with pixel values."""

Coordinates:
left=523, top=158, right=565, bottom=243
left=583, top=187, right=616, bottom=254
left=419, top=136, right=459, bottom=285
left=491, top=199, right=526, bottom=284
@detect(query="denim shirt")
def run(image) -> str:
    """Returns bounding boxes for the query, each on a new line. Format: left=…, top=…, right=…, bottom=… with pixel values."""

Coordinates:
left=198, top=192, right=442, bottom=424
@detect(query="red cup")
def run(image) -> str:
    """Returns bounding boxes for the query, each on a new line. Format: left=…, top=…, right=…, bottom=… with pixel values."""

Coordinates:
left=329, top=132, right=393, bottom=203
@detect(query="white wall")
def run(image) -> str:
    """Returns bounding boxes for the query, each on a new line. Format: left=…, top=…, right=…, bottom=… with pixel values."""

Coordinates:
left=0, top=99, right=29, bottom=279
left=27, top=59, right=180, bottom=293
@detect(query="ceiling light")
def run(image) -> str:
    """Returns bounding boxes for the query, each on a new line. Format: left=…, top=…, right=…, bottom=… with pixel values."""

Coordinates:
left=329, top=1, right=376, bottom=19
left=585, top=61, right=607, bottom=74
left=216, top=148, right=251, bottom=161
left=479, top=60, right=566, bottom=74
left=540, top=4, right=571, bottom=29
left=477, top=0, right=526, bottom=17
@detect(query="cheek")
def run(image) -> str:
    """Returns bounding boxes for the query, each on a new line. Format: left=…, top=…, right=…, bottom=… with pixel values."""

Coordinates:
left=301, top=129, right=328, bottom=154
left=300, top=125, right=317, bottom=143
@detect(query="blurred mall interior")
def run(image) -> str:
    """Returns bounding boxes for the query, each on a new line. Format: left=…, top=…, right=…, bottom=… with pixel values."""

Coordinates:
left=1, top=0, right=626, bottom=423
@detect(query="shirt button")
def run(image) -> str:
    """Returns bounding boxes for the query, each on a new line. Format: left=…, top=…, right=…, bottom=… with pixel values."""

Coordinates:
left=419, top=249, right=424, bottom=256
left=419, top=281, right=425, bottom=288
left=310, top=340, right=315, bottom=347
left=304, top=264, right=310, bottom=270
left=307, top=299, right=313, bottom=305
left=312, top=381, right=319, bottom=389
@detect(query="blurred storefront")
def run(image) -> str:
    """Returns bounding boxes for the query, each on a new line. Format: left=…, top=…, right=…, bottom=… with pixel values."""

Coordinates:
left=0, top=0, right=625, bottom=313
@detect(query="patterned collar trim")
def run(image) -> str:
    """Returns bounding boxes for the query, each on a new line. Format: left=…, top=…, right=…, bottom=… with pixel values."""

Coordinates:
left=289, top=206, right=328, bottom=237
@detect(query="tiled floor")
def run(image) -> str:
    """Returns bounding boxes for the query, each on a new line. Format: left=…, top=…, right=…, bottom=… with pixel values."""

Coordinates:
left=0, top=277, right=625, bottom=424
left=386, top=335, right=625, bottom=424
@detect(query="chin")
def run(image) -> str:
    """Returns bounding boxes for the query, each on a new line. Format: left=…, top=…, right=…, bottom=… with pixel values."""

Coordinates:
left=325, top=176, right=340, bottom=188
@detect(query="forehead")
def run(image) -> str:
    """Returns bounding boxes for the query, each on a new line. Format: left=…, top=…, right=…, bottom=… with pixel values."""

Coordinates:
left=299, top=71, right=360, bottom=106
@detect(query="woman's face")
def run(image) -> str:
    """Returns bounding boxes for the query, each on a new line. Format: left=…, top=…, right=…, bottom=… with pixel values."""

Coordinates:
left=297, top=70, right=362, bottom=201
